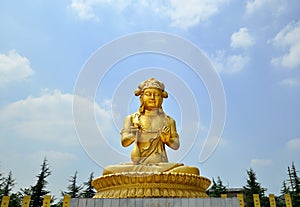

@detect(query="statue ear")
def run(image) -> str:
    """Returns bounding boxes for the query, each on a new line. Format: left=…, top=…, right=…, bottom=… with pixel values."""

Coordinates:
left=134, top=89, right=141, bottom=96
left=162, top=91, right=168, bottom=98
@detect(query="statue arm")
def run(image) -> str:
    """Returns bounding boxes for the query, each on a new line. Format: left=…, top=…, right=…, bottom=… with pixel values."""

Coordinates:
left=161, top=117, right=180, bottom=150
left=166, top=118, right=180, bottom=150
left=121, top=115, right=136, bottom=147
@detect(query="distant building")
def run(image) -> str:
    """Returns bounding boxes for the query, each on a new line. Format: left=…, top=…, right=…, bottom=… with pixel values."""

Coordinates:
left=208, top=187, right=245, bottom=197
left=226, top=188, right=245, bottom=197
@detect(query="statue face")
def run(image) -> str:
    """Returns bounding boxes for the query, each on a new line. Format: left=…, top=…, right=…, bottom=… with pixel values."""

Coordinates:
left=142, top=88, right=163, bottom=110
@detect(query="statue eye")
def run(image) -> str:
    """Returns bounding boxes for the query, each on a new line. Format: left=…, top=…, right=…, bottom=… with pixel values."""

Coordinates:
left=144, top=91, right=161, bottom=97
left=144, top=92, right=151, bottom=96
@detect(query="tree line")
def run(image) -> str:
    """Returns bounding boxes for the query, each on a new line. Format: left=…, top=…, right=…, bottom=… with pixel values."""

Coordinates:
left=0, top=158, right=95, bottom=207
left=0, top=158, right=299, bottom=207
left=209, top=162, right=300, bottom=207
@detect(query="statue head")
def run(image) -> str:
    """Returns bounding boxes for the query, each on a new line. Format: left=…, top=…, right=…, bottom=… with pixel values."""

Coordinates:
left=134, top=78, right=168, bottom=113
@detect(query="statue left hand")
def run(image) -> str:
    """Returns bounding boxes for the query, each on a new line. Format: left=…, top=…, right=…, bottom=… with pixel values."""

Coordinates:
left=160, top=126, right=171, bottom=143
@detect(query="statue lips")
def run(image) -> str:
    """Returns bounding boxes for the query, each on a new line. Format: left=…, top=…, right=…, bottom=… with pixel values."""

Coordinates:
left=146, top=100, right=157, bottom=109
left=148, top=100, right=156, bottom=105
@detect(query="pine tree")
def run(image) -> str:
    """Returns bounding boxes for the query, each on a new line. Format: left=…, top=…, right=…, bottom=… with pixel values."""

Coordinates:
left=19, top=187, right=32, bottom=196
left=8, top=192, right=22, bottom=207
left=80, top=172, right=96, bottom=198
left=288, top=166, right=294, bottom=192
left=0, top=170, right=4, bottom=205
left=281, top=180, right=290, bottom=194
left=291, top=162, right=300, bottom=194
left=243, top=168, right=267, bottom=207
left=0, top=169, right=4, bottom=194
left=208, top=176, right=227, bottom=197
left=0, top=170, right=21, bottom=207
left=1, top=171, right=16, bottom=196
left=208, top=178, right=218, bottom=197
left=30, top=158, right=51, bottom=207
left=62, top=171, right=82, bottom=198
left=49, top=196, right=60, bottom=207
left=52, top=196, right=63, bottom=207
left=276, top=181, right=291, bottom=207
left=290, top=162, right=300, bottom=207
left=0, top=171, right=20, bottom=207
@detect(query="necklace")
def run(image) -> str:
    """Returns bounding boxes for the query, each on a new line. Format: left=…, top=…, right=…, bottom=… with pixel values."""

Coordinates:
left=137, top=113, right=167, bottom=133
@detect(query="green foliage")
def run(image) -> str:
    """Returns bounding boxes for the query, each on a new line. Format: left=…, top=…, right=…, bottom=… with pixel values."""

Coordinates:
left=243, top=168, right=267, bottom=207
left=0, top=171, right=21, bottom=207
left=281, top=180, right=290, bottom=194
left=286, top=162, right=300, bottom=207
left=49, top=196, right=61, bottom=207
left=1, top=171, right=16, bottom=196
left=291, top=162, right=300, bottom=193
left=1, top=158, right=297, bottom=206
left=80, top=172, right=95, bottom=198
left=30, top=158, right=51, bottom=207
left=8, top=192, right=22, bottom=207
left=61, top=171, right=82, bottom=198
left=208, top=176, right=227, bottom=197
left=0, top=171, right=18, bottom=207
left=276, top=180, right=291, bottom=207
left=19, top=187, right=32, bottom=196
left=0, top=170, right=4, bottom=190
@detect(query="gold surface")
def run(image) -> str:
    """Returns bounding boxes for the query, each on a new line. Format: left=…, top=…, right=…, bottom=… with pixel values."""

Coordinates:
left=92, top=172, right=211, bottom=198
left=93, top=78, right=211, bottom=198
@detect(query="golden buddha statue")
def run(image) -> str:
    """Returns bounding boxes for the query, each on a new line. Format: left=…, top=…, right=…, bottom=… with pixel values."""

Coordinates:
left=92, top=78, right=211, bottom=198
left=102, top=77, right=199, bottom=175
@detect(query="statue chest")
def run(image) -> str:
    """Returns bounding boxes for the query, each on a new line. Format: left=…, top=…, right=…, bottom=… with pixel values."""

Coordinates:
left=138, top=115, right=167, bottom=133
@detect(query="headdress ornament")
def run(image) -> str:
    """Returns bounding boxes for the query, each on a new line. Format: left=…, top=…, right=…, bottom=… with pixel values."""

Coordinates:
left=134, top=77, right=168, bottom=98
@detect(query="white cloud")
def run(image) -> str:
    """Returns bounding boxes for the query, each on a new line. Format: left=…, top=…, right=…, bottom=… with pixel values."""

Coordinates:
left=246, top=0, right=269, bottom=14
left=0, top=89, right=117, bottom=196
left=278, top=78, right=300, bottom=88
left=0, top=50, right=34, bottom=86
left=251, top=159, right=272, bottom=167
left=212, top=50, right=250, bottom=74
left=211, top=28, right=253, bottom=74
left=271, top=20, right=300, bottom=69
left=246, top=0, right=286, bottom=15
left=0, top=90, right=113, bottom=147
left=70, top=0, right=230, bottom=29
left=70, top=1, right=99, bottom=21
left=70, top=0, right=131, bottom=21
left=285, top=138, right=300, bottom=150
left=162, top=0, right=230, bottom=29
left=231, top=28, right=255, bottom=49
left=0, top=90, right=75, bottom=145
left=0, top=89, right=124, bottom=168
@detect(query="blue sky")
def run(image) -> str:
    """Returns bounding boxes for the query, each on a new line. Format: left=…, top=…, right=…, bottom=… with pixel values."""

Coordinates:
left=0, top=0, right=300, bottom=198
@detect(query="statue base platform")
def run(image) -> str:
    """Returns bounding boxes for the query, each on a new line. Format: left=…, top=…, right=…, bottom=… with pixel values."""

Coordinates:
left=92, top=172, right=211, bottom=198
left=70, top=197, right=239, bottom=207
